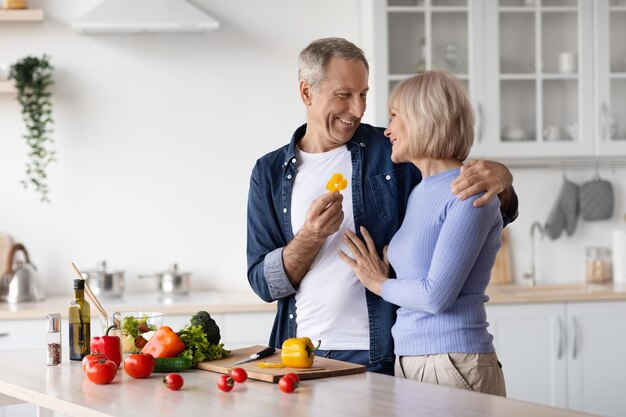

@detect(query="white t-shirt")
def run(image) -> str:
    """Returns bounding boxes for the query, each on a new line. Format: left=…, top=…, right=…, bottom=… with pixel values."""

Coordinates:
left=291, top=145, right=369, bottom=350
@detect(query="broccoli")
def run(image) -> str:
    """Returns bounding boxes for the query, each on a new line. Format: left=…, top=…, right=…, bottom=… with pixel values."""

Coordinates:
left=190, top=310, right=221, bottom=345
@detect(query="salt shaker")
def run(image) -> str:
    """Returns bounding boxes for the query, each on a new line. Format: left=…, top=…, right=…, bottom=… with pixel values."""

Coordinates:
left=46, top=313, right=62, bottom=366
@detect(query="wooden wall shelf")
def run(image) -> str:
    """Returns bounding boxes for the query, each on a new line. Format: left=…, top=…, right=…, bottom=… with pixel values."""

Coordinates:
left=0, top=9, right=44, bottom=22
left=0, top=81, right=16, bottom=94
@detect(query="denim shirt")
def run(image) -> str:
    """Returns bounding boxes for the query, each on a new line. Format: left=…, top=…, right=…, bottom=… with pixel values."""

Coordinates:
left=246, top=123, right=420, bottom=370
left=246, top=123, right=518, bottom=370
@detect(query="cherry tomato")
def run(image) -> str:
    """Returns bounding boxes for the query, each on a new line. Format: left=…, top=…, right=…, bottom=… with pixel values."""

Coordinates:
left=231, top=368, right=248, bottom=383
left=85, top=358, right=117, bottom=385
left=283, top=372, right=300, bottom=384
left=123, top=353, right=155, bottom=379
left=278, top=375, right=297, bottom=393
left=163, top=373, right=184, bottom=391
left=217, top=375, right=234, bottom=392
left=82, top=353, right=108, bottom=373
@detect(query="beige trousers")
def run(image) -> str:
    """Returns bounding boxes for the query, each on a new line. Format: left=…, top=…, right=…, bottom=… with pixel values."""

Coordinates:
left=395, top=352, right=507, bottom=397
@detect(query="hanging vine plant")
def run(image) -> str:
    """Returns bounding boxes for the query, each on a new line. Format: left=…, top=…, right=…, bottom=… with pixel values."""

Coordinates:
left=8, top=55, right=55, bottom=203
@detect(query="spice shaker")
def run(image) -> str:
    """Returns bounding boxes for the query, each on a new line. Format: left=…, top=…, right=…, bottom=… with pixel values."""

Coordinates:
left=46, top=313, right=62, bottom=366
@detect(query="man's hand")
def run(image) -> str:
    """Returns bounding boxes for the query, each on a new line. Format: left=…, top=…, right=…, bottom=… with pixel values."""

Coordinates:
left=299, top=192, right=344, bottom=241
left=451, top=160, right=513, bottom=208
left=283, top=192, right=344, bottom=287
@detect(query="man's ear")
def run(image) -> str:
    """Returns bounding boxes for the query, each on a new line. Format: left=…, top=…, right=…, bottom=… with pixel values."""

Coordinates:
left=300, top=80, right=312, bottom=106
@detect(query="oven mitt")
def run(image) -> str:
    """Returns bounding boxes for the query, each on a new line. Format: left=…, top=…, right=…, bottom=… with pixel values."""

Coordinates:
left=544, top=178, right=579, bottom=240
left=580, top=178, right=614, bottom=221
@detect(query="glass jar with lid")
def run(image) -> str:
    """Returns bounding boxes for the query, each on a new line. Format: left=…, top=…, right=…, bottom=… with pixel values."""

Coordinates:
left=585, top=247, right=612, bottom=283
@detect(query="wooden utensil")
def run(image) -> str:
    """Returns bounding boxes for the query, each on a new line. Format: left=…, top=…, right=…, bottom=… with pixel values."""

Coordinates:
left=196, top=345, right=366, bottom=383
left=490, top=228, right=512, bottom=285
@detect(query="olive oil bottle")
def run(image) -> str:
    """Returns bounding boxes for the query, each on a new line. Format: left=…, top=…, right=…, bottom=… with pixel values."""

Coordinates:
left=68, top=279, right=90, bottom=360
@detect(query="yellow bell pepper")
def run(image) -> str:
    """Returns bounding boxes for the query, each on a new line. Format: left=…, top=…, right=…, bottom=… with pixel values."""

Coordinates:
left=281, top=337, right=321, bottom=368
left=257, top=361, right=284, bottom=369
left=326, top=173, right=348, bottom=193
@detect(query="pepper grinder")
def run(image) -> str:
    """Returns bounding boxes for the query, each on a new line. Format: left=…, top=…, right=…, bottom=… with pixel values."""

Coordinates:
left=46, top=313, right=62, bottom=366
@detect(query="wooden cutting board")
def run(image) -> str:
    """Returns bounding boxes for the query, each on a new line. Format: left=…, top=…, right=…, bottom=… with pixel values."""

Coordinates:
left=489, top=228, right=512, bottom=285
left=0, top=232, right=14, bottom=276
left=196, top=345, right=366, bottom=383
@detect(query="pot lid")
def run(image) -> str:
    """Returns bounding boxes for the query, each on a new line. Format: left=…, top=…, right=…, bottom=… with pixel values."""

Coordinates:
left=84, top=260, right=124, bottom=275
left=165, top=262, right=190, bottom=275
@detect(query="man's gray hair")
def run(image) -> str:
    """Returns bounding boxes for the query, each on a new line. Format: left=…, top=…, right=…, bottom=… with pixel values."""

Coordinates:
left=298, top=37, right=369, bottom=90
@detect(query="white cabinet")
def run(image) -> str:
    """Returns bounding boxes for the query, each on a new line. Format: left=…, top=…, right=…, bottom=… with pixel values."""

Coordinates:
left=486, top=301, right=626, bottom=417
left=480, top=0, right=596, bottom=158
left=370, top=0, right=483, bottom=135
left=594, top=0, right=626, bottom=155
left=369, top=0, right=626, bottom=160
left=0, top=320, right=43, bottom=417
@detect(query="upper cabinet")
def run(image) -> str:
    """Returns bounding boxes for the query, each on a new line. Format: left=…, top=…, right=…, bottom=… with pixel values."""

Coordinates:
left=369, top=0, right=626, bottom=160
left=595, top=0, right=626, bottom=155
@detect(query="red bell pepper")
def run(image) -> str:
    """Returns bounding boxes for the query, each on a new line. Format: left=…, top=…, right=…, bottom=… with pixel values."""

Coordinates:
left=90, top=325, right=122, bottom=368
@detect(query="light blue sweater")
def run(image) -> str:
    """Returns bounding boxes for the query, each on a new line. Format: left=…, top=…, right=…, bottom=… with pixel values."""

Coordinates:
left=382, top=168, right=503, bottom=356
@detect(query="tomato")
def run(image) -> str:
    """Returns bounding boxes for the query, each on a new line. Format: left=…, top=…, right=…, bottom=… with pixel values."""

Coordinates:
left=278, top=375, right=297, bottom=393
left=123, top=353, right=155, bottom=379
left=85, top=358, right=117, bottom=385
left=231, top=368, right=248, bottom=383
left=163, top=373, right=184, bottom=391
left=217, top=375, right=234, bottom=392
left=283, top=372, right=300, bottom=384
left=82, top=353, right=108, bottom=373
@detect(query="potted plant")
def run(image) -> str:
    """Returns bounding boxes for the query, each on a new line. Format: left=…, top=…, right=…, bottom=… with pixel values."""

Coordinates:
left=8, top=55, right=55, bottom=203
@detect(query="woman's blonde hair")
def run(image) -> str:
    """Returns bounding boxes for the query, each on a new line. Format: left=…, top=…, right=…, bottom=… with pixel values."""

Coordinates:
left=388, top=70, right=474, bottom=161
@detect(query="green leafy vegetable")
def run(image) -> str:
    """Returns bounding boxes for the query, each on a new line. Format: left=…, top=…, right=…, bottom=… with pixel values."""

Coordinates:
left=122, top=316, right=142, bottom=339
left=177, top=325, right=230, bottom=366
left=121, top=315, right=156, bottom=353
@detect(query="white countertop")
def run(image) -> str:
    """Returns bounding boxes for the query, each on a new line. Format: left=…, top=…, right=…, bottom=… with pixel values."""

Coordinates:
left=0, top=291, right=276, bottom=320
left=0, top=349, right=598, bottom=417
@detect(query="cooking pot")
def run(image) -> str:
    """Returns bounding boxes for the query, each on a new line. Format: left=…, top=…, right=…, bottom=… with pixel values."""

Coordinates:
left=0, top=243, right=45, bottom=303
left=82, top=260, right=125, bottom=299
left=139, top=263, right=191, bottom=296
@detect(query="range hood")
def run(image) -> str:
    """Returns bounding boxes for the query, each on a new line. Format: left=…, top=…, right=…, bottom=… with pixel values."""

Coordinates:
left=73, top=0, right=220, bottom=34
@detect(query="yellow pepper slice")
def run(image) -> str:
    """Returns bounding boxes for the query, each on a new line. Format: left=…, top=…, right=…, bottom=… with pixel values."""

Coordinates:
left=281, top=337, right=321, bottom=368
left=257, top=361, right=285, bottom=369
left=326, top=173, right=348, bottom=193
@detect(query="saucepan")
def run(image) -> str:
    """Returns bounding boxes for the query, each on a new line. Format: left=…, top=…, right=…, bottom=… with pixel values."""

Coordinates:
left=139, top=263, right=191, bottom=297
left=82, top=260, right=125, bottom=299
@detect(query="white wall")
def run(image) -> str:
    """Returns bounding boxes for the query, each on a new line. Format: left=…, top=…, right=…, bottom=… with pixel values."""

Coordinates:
left=507, top=166, right=625, bottom=285
left=1, top=1, right=625, bottom=298
left=0, top=0, right=363, bottom=295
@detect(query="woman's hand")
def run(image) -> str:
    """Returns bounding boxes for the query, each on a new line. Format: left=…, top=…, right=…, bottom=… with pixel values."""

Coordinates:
left=339, top=226, right=389, bottom=295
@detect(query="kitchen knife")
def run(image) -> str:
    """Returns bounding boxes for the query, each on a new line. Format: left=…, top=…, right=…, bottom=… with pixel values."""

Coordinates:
left=232, top=347, right=276, bottom=365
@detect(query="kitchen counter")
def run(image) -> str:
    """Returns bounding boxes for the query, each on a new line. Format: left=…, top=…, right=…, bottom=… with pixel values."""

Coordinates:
left=0, top=291, right=275, bottom=320
left=0, top=283, right=626, bottom=320
left=487, top=283, right=626, bottom=304
left=3, top=283, right=626, bottom=321
left=0, top=349, right=599, bottom=417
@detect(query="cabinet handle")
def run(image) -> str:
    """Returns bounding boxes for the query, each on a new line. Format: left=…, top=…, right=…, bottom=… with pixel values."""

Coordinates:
left=600, top=102, right=608, bottom=141
left=556, top=317, right=563, bottom=359
left=0, top=332, right=9, bottom=337
left=475, top=102, right=483, bottom=143
left=571, top=317, right=579, bottom=360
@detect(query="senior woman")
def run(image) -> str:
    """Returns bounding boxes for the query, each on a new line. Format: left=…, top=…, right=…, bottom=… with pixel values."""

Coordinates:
left=339, top=70, right=506, bottom=396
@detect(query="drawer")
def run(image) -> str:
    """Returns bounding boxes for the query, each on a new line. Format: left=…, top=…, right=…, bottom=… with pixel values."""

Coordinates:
left=0, top=320, right=46, bottom=351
